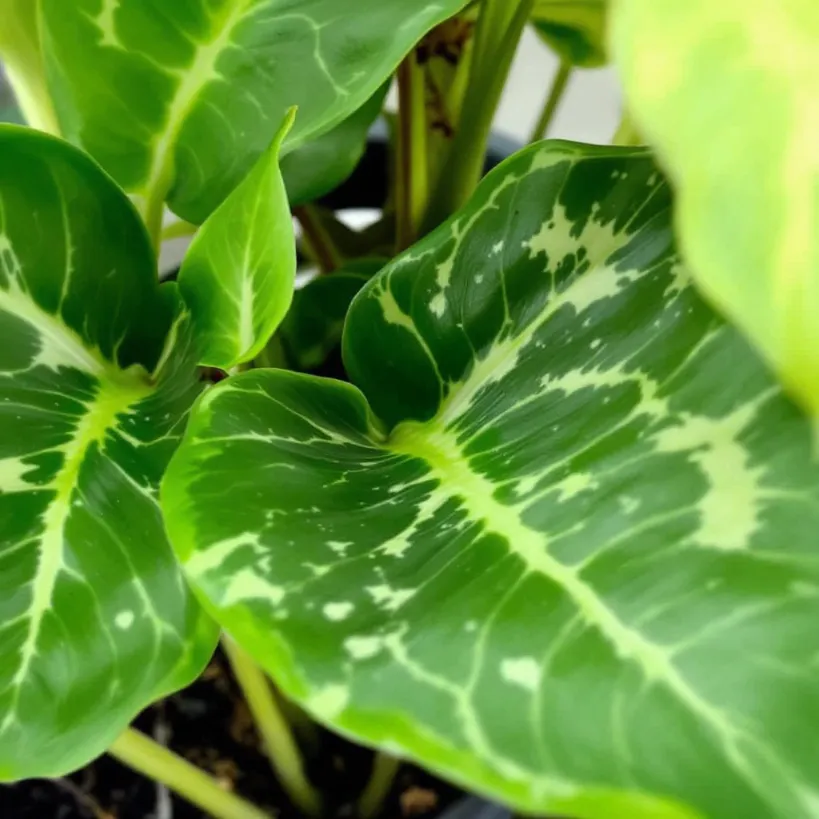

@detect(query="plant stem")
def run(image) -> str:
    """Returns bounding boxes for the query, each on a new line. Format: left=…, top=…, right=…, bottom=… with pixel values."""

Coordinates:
left=358, top=753, right=401, bottom=819
left=108, top=727, right=270, bottom=819
left=424, top=0, right=536, bottom=229
left=396, top=50, right=429, bottom=251
left=294, top=204, right=343, bottom=273
left=529, top=61, right=572, bottom=143
left=221, top=637, right=322, bottom=817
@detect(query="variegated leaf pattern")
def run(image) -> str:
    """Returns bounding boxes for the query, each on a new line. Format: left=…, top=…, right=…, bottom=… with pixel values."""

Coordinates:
left=40, top=0, right=470, bottom=225
left=163, top=142, right=819, bottom=819
left=0, top=127, right=215, bottom=779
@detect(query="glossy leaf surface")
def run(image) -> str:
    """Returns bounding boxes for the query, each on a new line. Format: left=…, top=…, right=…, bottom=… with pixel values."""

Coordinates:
left=612, top=0, right=819, bottom=419
left=163, top=142, right=819, bottom=818
left=40, top=0, right=470, bottom=224
left=532, top=0, right=607, bottom=66
left=178, top=110, right=296, bottom=370
left=0, top=127, right=214, bottom=779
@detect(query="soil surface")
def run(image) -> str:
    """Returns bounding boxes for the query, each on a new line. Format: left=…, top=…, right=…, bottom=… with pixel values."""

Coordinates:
left=0, top=649, right=463, bottom=819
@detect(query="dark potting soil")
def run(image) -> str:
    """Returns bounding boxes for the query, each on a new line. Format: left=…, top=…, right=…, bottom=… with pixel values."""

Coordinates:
left=0, top=649, right=463, bottom=819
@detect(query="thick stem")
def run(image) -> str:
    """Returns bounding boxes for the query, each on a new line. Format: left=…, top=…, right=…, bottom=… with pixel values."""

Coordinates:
left=358, top=753, right=401, bottom=819
left=142, top=191, right=167, bottom=258
left=396, top=51, right=429, bottom=251
left=294, top=204, right=343, bottom=274
left=424, top=0, right=536, bottom=229
left=528, top=61, right=572, bottom=143
left=108, top=728, right=270, bottom=819
left=222, top=637, right=322, bottom=817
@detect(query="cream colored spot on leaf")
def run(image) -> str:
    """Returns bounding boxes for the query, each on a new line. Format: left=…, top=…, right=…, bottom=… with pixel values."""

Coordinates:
left=366, top=584, right=415, bottom=611
left=115, top=610, right=134, bottom=630
left=308, top=684, right=348, bottom=718
left=220, top=569, right=285, bottom=607
left=344, top=635, right=383, bottom=660
left=0, top=457, right=35, bottom=493
left=327, top=540, right=352, bottom=555
left=553, top=472, right=598, bottom=502
left=501, top=657, right=541, bottom=692
left=653, top=401, right=766, bottom=551
left=323, top=601, right=354, bottom=621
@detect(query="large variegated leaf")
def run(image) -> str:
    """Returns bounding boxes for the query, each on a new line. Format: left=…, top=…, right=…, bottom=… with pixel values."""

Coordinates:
left=611, top=1, right=819, bottom=420
left=178, top=109, right=296, bottom=370
left=0, top=126, right=215, bottom=779
left=40, top=0, right=470, bottom=227
left=533, top=0, right=607, bottom=66
left=162, top=142, right=819, bottom=819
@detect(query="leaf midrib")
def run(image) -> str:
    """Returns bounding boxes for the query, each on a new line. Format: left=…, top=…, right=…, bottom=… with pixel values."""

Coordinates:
left=1, top=370, right=152, bottom=726
left=137, top=0, right=259, bottom=220
left=386, top=421, right=760, bottom=782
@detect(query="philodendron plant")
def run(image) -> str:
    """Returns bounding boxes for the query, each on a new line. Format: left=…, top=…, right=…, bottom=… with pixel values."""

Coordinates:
left=1, top=1, right=818, bottom=819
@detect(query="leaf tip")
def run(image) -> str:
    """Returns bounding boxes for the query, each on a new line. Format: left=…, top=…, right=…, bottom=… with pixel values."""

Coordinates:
left=277, top=105, right=299, bottom=146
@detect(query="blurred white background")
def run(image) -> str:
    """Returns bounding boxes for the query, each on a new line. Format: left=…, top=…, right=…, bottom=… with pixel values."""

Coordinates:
left=496, top=28, right=621, bottom=144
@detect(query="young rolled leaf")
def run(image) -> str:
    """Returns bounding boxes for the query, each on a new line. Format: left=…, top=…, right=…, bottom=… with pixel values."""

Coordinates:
left=177, top=109, right=296, bottom=370
left=162, top=142, right=819, bottom=819
left=40, top=0, right=470, bottom=226
left=611, top=1, right=819, bottom=421
left=0, top=126, right=215, bottom=779
left=532, top=0, right=608, bottom=67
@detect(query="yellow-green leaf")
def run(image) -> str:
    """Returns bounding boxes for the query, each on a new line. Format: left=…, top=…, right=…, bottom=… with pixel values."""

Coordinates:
left=612, top=0, right=819, bottom=419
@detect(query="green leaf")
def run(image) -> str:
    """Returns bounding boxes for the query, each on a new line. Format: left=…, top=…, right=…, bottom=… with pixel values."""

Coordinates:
left=40, top=0, right=471, bottom=227
left=279, top=264, right=382, bottom=371
left=611, top=1, right=819, bottom=421
left=283, top=84, right=388, bottom=208
left=177, top=109, right=296, bottom=370
left=532, top=0, right=608, bottom=67
left=163, top=141, right=819, bottom=818
left=0, top=126, right=216, bottom=779
left=0, top=0, right=59, bottom=132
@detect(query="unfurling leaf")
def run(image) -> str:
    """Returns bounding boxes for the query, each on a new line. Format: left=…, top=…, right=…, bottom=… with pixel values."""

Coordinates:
left=163, top=141, right=819, bottom=819
left=40, top=0, right=471, bottom=224
left=611, top=0, right=819, bottom=421
left=178, top=109, right=296, bottom=370
left=0, top=126, right=215, bottom=779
